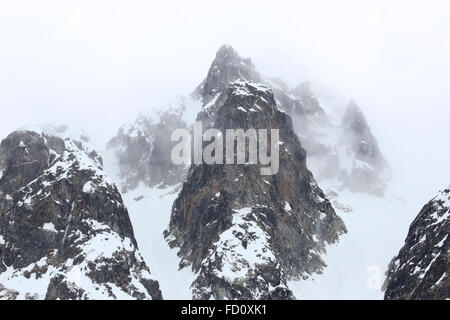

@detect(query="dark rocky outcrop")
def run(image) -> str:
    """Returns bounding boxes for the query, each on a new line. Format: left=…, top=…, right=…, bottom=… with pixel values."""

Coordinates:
left=165, top=80, right=346, bottom=299
left=384, top=187, right=449, bottom=300
left=0, top=130, right=162, bottom=300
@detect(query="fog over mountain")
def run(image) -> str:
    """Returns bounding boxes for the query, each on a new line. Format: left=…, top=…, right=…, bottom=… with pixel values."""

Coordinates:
left=1, top=1, right=449, bottom=202
left=0, top=1, right=449, bottom=300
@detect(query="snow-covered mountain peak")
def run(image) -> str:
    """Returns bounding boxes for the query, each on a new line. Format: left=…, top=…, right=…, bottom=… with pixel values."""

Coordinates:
left=0, top=130, right=162, bottom=300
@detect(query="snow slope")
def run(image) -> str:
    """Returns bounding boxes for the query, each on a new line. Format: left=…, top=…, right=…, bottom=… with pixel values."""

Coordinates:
left=288, top=183, right=423, bottom=299
left=105, top=181, right=196, bottom=299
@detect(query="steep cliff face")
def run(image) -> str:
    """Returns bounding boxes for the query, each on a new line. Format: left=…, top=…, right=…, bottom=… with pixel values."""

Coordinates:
left=165, top=80, right=346, bottom=299
left=384, top=187, right=449, bottom=300
left=0, top=130, right=162, bottom=300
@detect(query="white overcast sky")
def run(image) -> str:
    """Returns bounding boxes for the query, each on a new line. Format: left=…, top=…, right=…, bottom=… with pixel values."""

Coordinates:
left=0, top=0, right=449, bottom=201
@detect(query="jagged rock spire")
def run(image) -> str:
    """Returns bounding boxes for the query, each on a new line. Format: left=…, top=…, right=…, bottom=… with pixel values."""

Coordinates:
left=198, top=45, right=261, bottom=105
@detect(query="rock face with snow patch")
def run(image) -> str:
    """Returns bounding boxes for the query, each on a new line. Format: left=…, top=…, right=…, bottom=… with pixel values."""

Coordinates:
left=165, top=80, right=346, bottom=299
left=0, top=130, right=162, bottom=300
left=383, top=187, right=449, bottom=300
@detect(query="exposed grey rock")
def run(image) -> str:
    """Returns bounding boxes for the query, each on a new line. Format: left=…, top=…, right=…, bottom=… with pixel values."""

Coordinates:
left=0, top=130, right=162, bottom=300
left=196, top=45, right=261, bottom=105
left=165, top=80, right=346, bottom=299
left=384, top=187, right=449, bottom=300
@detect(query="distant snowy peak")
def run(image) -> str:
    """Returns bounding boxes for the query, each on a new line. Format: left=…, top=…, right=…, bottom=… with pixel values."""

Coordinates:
left=107, top=100, right=198, bottom=192
left=340, top=100, right=387, bottom=169
left=384, top=186, right=449, bottom=300
left=0, top=130, right=162, bottom=300
left=342, top=100, right=370, bottom=135
left=336, top=100, right=390, bottom=195
left=165, top=79, right=346, bottom=299
left=284, top=94, right=390, bottom=196
left=290, top=81, right=327, bottom=116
